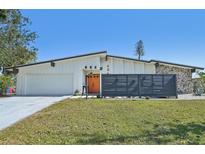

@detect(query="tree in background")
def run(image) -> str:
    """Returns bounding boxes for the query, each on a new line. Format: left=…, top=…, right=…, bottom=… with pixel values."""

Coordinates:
left=135, top=40, right=145, bottom=60
left=0, top=9, right=37, bottom=67
left=0, top=10, right=7, bottom=20
left=199, top=72, right=205, bottom=80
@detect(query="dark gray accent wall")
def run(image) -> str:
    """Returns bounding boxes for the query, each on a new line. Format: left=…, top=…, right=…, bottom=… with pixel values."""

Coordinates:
left=102, top=74, right=177, bottom=98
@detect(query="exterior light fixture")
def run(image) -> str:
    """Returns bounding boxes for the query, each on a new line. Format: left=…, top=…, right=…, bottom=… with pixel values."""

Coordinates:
left=51, top=61, right=55, bottom=67
left=13, top=68, right=19, bottom=74
left=155, top=63, right=159, bottom=67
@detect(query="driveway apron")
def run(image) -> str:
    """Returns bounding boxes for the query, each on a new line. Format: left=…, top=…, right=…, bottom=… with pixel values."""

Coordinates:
left=0, top=96, right=69, bottom=130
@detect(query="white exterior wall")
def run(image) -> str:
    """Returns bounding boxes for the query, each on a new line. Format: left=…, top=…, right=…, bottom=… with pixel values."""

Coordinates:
left=100, top=57, right=155, bottom=74
left=16, top=54, right=156, bottom=95
left=16, top=55, right=101, bottom=95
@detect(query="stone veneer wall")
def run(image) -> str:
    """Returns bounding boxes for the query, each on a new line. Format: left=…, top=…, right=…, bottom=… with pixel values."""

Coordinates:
left=156, top=64, right=193, bottom=94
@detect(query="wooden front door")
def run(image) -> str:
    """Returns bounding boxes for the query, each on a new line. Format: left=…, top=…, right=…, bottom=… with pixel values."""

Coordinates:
left=87, top=74, right=100, bottom=93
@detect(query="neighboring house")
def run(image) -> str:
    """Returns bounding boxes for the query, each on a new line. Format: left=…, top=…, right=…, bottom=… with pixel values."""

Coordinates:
left=5, top=51, right=204, bottom=96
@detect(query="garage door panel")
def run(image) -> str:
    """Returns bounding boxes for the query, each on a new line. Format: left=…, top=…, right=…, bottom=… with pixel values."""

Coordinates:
left=25, top=74, right=73, bottom=95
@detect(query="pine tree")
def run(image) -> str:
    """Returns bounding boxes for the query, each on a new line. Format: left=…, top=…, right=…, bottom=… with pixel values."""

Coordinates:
left=135, top=40, right=144, bottom=60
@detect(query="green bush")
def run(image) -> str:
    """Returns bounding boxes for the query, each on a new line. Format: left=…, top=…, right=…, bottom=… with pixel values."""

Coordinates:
left=193, top=72, right=205, bottom=96
left=0, top=75, right=15, bottom=95
left=199, top=72, right=205, bottom=93
left=193, top=79, right=204, bottom=96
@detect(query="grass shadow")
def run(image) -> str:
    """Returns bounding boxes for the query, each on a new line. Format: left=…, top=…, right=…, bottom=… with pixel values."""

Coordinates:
left=75, top=122, right=205, bottom=145
left=146, top=122, right=205, bottom=144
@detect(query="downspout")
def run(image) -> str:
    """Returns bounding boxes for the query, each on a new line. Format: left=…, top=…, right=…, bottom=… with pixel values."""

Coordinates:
left=0, top=67, right=4, bottom=75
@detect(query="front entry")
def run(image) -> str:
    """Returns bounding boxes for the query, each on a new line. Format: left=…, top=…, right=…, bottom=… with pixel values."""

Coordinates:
left=86, top=74, right=100, bottom=94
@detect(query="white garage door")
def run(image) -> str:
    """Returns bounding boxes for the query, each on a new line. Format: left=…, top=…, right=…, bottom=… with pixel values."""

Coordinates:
left=25, top=73, right=73, bottom=95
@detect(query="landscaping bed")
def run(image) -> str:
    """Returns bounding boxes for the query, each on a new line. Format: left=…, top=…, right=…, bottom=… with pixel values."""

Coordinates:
left=0, top=99, right=205, bottom=144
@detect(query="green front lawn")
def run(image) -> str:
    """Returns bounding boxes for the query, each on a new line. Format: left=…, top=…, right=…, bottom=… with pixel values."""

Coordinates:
left=0, top=99, right=205, bottom=144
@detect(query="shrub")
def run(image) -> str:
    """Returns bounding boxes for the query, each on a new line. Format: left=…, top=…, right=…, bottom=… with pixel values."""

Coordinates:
left=74, top=89, right=81, bottom=96
left=198, top=72, right=205, bottom=92
left=193, top=79, right=204, bottom=96
left=193, top=72, right=205, bottom=96
left=0, top=75, right=15, bottom=95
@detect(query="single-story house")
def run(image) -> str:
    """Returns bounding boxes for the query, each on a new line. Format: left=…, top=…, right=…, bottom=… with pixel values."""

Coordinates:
left=5, top=51, right=204, bottom=96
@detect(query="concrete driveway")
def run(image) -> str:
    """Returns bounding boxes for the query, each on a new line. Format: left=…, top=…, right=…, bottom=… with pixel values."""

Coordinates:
left=0, top=96, right=69, bottom=130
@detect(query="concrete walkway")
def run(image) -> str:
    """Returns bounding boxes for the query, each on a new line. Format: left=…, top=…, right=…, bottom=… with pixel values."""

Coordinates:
left=0, top=96, right=69, bottom=130
left=61, top=94, right=205, bottom=100
left=178, top=94, right=205, bottom=100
